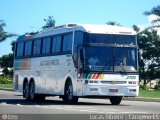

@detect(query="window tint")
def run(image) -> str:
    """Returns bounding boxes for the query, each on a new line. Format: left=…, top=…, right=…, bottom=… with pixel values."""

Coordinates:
left=85, top=46, right=113, bottom=71
left=63, top=33, right=73, bottom=52
left=42, top=37, right=51, bottom=54
left=16, top=42, right=24, bottom=57
left=24, top=41, right=32, bottom=56
left=33, top=39, right=41, bottom=55
left=52, top=36, right=62, bottom=53
left=74, top=31, right=83, bottom=45
left=85, top=33, right=136, bottom=45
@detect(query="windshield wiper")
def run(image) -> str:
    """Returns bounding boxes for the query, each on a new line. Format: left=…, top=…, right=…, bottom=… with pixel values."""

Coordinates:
left=119, top=63, right=127, bottom=73
left=113, top=56, right=127, bottom=73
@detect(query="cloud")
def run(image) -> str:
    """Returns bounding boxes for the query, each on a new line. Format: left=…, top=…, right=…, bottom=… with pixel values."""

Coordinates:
left=137, top=25, right=146, bottom=31
left=148, top=14, right=159, bottom=23
left=147, top=15, right=160, bottom=35
left=135, top=15, right=160, bottom=35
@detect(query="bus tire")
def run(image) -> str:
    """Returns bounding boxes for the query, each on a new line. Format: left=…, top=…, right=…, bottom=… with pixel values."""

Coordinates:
left=109, top=96, right=122, bottom=105
left=29, top=81, right=37, bottom=101
left=23, top=81, right=30, bottom=100
left=63, top=80, right=78, bottom=104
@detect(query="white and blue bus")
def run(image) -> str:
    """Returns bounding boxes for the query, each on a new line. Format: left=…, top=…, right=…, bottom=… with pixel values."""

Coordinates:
left=14, top=24, right=139, bottom=105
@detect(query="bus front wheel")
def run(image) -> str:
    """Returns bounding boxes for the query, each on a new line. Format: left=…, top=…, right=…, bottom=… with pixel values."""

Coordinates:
left=109, top=96, right=122, bottom=105
left=63, top=81, right=78, bottom=104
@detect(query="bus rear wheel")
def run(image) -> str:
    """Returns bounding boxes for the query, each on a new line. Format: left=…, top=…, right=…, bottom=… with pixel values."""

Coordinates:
left=23, top=81, right=30, bottom=100
left=29, top=81, right=46, bottom=101
left=109, top=96, right=122, bottom=105
left=29, top=81, right=37, bottom=101
left=63, top=81, right=78, bottom=104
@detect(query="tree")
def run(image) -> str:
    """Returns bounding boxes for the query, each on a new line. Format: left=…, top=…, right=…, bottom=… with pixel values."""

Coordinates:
left=11, top=41, right=16, bottom=52
left=133, top=25, right=160, bottom=84
left=0, top=53, right=13, bottom=76
left=0, top=19, right=18, bottom=43
left=132, top=25, right=140, bottom=33
left=144, top=5, right=160, bottom=28
left=0, top=20, right=7, bottom=42
left=42, top=16, right=56, bottom=29
left=0, top=41, right=15, bottom=76
left=106, top=21, right=122, bottom=26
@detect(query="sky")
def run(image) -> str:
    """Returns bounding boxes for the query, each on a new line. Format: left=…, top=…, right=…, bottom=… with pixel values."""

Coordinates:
left=0, top=0, right=160, bottom=56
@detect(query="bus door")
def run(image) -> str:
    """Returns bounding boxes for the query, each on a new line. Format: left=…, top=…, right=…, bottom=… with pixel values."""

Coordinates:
left=76, top=47, right=83, bottom=96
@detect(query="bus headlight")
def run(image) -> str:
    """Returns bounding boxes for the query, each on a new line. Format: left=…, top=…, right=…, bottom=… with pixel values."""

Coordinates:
left=85, top=80, right=99, bottom=84
left=89, top=80, right=98, bottom=83
left=129, top=89, right=137, bottom=92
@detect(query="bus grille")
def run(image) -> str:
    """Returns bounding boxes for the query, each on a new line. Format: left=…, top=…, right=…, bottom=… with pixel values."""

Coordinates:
left=101, top=81, right=126, bottom=84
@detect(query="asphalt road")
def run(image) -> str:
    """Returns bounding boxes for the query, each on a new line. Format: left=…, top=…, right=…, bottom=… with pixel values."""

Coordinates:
left=0, top=90, right=160, bottom=120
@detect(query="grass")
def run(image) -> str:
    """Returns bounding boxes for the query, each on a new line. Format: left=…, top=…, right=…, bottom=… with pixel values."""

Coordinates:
left=139, top=89, right=160, bottom=98
left=0, top=75, right=13, bottom=89
left=0, top=83, right=13, bottom=89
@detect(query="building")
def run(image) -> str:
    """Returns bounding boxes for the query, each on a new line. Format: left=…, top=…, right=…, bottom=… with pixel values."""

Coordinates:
left=140, top=79, right=160, bottom=89
left=148, top=79, right=160, bottom=88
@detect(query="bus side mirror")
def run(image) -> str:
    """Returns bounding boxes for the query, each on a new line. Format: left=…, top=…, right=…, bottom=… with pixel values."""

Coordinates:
left=78, top=49, right=84, bottom=74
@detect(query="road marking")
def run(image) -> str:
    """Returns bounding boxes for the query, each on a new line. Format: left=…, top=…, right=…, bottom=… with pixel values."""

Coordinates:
left=79, top=109, right=89, bottom=111
left=34, top=105, right=40, bottom=107
left=16, top=104, right=21, bottom=106
left=18, top=103, right=155, bottom=114
left=1, top=102, right=7, bottom=105
left=57, top=107, right=65, bottom=109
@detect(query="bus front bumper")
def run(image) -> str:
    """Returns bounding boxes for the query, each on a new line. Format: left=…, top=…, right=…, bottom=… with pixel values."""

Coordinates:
left=82, top=84, right=139, bottom=97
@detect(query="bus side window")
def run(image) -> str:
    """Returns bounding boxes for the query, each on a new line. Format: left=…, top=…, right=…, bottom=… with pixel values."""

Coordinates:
left=73, top=31, right=83, bottom=68
left=33, top=39, right=41, bottom=55
left=56, top=36, right=62, bottom=52
left=16, top=42, right=24, bottom=57
left=24, top=41, right=32, bottom=56
left=42, top=37, right=51, bottom=54
left=52, top=36, right=62, bottom=53
left=62, top=33, right=73, bottom=52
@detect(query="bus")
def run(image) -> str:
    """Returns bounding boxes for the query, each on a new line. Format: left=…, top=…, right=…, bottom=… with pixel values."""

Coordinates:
left=14, top=24, right=139, bottom=105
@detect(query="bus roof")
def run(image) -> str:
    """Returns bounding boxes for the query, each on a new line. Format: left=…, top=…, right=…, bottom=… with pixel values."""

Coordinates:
left=75, top=24, right=136, bottom=35
left=17, top=24, right=136, bottom=41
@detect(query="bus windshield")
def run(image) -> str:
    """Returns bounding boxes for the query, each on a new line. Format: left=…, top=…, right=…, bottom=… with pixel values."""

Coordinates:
left=84, top=33, right=136, bottom=45
left=84, top=46, right=137, bottom=72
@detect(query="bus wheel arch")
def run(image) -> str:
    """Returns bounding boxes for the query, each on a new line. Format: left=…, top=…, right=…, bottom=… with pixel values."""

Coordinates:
left=23, top=78, right=30, bottom=100
left=62, top=77, right=78, bottom=104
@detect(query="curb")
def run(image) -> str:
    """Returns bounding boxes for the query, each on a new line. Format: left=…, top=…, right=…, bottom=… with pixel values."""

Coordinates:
left=123, top=97, right=160, bottom=102
left=0, top=87, right=14, bottom=91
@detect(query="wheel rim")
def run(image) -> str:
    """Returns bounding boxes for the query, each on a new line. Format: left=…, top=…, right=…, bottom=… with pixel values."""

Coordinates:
left=30, top=82, right=35, bottom=100
left=67, top=84, right=73, bottom=100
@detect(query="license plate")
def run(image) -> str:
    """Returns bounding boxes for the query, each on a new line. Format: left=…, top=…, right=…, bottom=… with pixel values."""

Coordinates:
left=109, top=89, right=118, bottom=92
